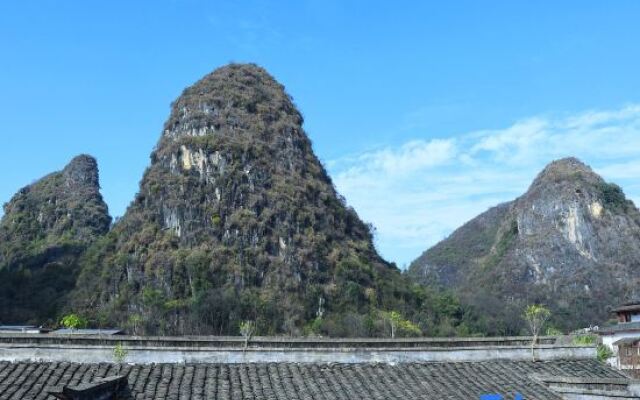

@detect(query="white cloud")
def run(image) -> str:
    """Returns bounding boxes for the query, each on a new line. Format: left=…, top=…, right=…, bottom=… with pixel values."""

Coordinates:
left=596, top=160, right=640, bottom=180
left=329, top=104, right=640, bottom=268
left=341, top=138, right=457, bottom=176
left=470, top=118, right=549, bottom=164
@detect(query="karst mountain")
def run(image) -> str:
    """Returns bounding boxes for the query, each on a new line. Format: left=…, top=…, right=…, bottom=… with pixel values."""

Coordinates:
left=4, top=65, right=634, bottom=337
left=408, top=157, right=640, bottom=334
left=68, top=63, right=417, bottom=336
left=0, top=155, right=111, bottom=323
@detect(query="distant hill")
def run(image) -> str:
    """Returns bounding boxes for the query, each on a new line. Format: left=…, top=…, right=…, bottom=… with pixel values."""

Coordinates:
left=408, top=157, right=640, bottom=334
left=0, top=155, right=111, bottom=324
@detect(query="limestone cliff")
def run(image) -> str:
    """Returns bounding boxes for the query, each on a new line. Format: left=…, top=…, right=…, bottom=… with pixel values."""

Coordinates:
left=73, top=64, right=413, bottom=336
left=408, top=157, right=640, bottom=334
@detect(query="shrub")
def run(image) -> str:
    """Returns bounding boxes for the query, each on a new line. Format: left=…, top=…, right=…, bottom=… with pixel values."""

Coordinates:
left=523, top=305, right=551, bottom=338
left=383, top=311, right=422, bottom=338
left=113, top=342, right=128, bottom=363
left=573, top=334, right=597, bottom=345
left=545, top=327, right=563, bottom=336
left=60, top=313, right=88, bottom=330
left=523, top=304, right=551, bottom=361
left=598, top=182, right=627, bottom=211
left=597, top=344, right=613, bottom=362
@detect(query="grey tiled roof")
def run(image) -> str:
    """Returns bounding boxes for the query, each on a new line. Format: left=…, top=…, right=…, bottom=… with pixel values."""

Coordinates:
left=0, top=359, right=629, bottom=400
left=614, top=337, right=640, bottom=346
left=598, top=321, right=640, bottom=334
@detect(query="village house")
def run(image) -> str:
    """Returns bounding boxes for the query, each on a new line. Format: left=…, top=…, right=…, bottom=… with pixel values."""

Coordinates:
left=598, top=301, right=640, bottom=376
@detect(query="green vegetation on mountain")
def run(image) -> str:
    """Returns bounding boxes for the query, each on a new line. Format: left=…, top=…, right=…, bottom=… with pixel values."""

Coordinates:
left=408, top=157, right=640, bottom=335
left=6, top=68, right=633, bottom=339
left=60, top=64, right=474, bottom=337
left=0, top=64, right=489, bottom=337
left=0, top=155, right=111, bottom=324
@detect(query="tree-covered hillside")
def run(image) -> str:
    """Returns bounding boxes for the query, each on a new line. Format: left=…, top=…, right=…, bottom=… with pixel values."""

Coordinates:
left=0, top=155, right=111, bottom=324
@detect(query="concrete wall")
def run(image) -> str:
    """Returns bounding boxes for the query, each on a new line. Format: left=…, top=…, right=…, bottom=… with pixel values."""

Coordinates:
left=0, top=334, right=558, bottom=348
left=0, top=335, right=596, bottom=364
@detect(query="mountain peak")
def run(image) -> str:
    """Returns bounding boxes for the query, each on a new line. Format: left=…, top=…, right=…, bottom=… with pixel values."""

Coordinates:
left=1, top=154, right=110, bottom=245
left=163, top=63, right=301, bottom=140
left=527, top=157, right=602, bottom=193
left=193, top=63, right=277, bottom=88
left=0, top=154, right=111, bottom=323
left=540, top=157, right=593, bottom=175
left=63, top=154, right=99, bottom=188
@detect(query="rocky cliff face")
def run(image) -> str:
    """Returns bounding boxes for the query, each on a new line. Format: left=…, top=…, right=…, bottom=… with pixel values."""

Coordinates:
left=408, top=157, right=640, bottom=334
left=0, top=155, right=111, bottom=323
left=73, top=64, right=413, bottom=336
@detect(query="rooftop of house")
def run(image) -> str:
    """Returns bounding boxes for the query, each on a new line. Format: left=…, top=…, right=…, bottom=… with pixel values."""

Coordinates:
left=0, top=325, right=44, bottom=332
left=614, top=337, right=640, bottom=346
left=599, top=321, right=640, bottom=335
left=0, top=359, right=635, bottom=400
left=0, top=335, right=636, bottom=399
left=611, top=301, right=640, bottom=313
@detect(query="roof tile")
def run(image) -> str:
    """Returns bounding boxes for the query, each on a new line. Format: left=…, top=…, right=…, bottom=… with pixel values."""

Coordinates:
left=0, top=360, right=632, bottom=400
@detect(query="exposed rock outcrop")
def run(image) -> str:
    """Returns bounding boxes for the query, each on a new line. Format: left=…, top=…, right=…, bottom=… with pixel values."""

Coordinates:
left=408, top=157, right=640, bottom=333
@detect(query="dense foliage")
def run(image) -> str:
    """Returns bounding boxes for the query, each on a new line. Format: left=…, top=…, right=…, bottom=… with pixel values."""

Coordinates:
left=0, top=155, right=111, bottom=325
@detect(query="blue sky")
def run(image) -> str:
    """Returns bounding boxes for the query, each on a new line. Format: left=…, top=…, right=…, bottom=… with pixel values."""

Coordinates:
left=1, top=1, right=640, bottom=267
